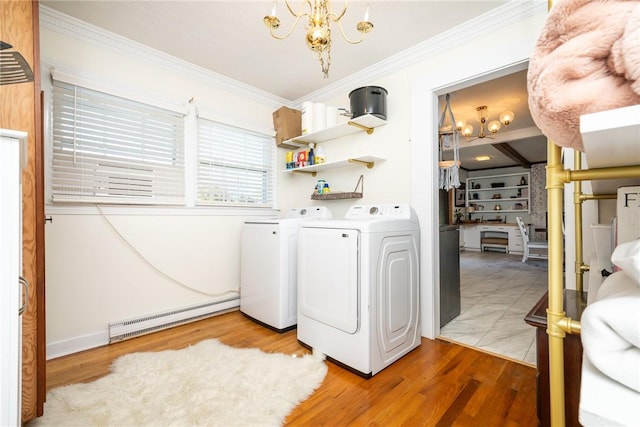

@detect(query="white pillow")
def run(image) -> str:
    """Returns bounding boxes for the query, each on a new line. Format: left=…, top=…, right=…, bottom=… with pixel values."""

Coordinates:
left=611, top=239, right=640, bottom=286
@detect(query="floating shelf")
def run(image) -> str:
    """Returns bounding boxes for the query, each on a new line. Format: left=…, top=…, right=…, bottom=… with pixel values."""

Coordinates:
left=283, top=156, right=385, bottom=177
left=283, top=114, right=387, bottom=148
left=311, top=175, right=364, bottom=200
left=311, top=191, right=363, bottom=200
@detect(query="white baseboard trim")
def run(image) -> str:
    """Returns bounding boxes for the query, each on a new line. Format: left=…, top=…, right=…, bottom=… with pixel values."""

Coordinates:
left=47, top=299, right=240, bottom=360
left=47, top=330, right=109, bottom=360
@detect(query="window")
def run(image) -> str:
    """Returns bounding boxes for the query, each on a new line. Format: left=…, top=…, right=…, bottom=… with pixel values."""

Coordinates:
left=197, top=119, right=274, bottom=207
left=51, top=80, right=185, bottom=204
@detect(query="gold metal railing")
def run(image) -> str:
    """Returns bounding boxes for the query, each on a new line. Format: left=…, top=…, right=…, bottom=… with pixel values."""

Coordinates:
left=541, top=2, right=640, bottom=425
left=546, top=140, right=567, bottom=426
left=546, top=141, right=640, bottom=426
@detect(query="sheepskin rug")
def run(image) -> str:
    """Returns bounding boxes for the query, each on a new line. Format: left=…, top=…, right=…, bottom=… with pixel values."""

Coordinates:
left=30, top=339, right=328, bottom=427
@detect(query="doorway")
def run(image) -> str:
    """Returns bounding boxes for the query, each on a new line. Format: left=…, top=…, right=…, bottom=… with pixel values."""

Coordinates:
left=434, top=66, right=548, bottom=363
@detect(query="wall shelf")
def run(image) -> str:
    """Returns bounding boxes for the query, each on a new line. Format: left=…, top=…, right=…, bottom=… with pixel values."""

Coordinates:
left=311, top=175, right=364, bottom=200
left=311, top=191, right=363, bottom=200
left=283, top=156, right=385, bottom=177
left=581, top=105, right=640, bottom=195
left=283, top=114, right=387, bottom=148
left=466, top=172, right=531, bottom=217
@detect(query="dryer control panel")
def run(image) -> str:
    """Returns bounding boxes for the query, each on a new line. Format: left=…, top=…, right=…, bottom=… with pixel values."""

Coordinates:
left=285, top=206, right=333, bottom=219
left=345, top=204, right=415, bottom=221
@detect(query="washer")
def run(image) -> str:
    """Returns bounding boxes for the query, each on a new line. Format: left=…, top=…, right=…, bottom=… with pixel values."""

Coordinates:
left=240, top=206, right=332, bottom=332
left=297, top=204, right=421, bottom=377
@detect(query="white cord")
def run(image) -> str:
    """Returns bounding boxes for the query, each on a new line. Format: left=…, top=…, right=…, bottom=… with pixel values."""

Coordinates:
left=96, top=205, right=239, bottom=299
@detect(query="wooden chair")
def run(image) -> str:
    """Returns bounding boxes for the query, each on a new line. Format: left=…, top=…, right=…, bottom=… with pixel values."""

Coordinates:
left=516, top=216, right=548, bottom=262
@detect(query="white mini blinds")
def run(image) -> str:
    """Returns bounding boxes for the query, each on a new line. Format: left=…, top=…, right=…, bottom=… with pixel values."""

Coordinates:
left=51, top=80, right=185, bottom=204
left=197, top=118, right=274, bottom=207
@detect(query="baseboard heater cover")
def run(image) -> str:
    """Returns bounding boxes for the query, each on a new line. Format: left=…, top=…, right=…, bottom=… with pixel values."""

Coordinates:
left=108, top=297, right=239, bottom=343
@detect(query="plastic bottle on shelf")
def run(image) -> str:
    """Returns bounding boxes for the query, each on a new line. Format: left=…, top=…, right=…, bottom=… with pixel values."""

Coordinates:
left=309, top=146, right=315, bottom=165
left=315, top=145, right=325, bottom=164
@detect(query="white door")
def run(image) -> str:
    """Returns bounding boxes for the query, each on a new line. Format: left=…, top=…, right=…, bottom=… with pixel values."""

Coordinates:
left=298, top=227, right=359, bottom=333
left=0, top=131, right=26, bottom=427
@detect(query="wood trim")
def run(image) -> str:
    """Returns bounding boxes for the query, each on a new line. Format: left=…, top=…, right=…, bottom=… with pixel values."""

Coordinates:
left=32, top=1, right=46, bottom=416
left=0, top=0, right=45, bottom=422
left=492, top=143, right=532, bottom=168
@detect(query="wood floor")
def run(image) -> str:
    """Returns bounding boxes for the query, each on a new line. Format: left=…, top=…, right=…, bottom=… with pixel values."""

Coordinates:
left=43, top=310, right=538, bottom=426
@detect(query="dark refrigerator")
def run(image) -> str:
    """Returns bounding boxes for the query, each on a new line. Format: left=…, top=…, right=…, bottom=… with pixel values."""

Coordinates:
left=439, top=225, right=461, bottom=327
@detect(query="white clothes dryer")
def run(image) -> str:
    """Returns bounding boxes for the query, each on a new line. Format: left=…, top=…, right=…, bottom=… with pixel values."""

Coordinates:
left=297, top=204, right=421, bottom=377
left=240, top=206, right=332, bottom=332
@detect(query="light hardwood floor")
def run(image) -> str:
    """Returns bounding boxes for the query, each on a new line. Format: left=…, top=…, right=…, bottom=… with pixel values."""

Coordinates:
left=41, top=311, right=538, bottom=426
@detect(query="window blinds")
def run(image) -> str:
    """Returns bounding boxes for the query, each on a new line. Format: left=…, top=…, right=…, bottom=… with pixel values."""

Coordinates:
left=197, top=118, right=274, bottom=207
left=51, top=80, right=185, bottom=204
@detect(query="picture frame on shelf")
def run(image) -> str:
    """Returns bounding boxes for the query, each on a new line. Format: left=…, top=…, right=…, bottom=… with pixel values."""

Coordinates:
left=455, top=184, right=466, bottom=207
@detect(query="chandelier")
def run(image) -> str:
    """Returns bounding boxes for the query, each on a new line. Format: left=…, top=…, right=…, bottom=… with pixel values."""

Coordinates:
left=263, top=1, right=374, bottom=78
left=455, top=105, right=515, bottom=141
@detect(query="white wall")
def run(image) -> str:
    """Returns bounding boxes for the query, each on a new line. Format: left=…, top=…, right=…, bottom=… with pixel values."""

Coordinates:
left=280, top=1, right=547, bottom=339
left=41, top=2, right=549, bottom=356
left=408, top=3, right=547, bottom=338
left=41, top=8, right=284, bottom=357
left=277, top=73, right=413, bottom=219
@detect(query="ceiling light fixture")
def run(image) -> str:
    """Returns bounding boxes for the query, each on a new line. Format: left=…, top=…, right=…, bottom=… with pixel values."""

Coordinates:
left=475, top=155, right=492, bottom=161
left=263, top=1, right=373, bottom=78
left=455, top=106, right=515, bottom=141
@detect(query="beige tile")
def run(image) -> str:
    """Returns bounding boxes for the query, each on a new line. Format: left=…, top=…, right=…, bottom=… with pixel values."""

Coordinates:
left=439, top=251, right=547, bottom=363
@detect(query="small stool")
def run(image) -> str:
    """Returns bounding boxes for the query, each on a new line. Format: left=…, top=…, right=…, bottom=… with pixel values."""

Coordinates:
left=481, top=237, right=509, bottom=253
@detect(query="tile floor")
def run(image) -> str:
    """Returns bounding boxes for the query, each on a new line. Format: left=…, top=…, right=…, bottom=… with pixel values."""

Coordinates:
left=439, top=250, right=548, bottom=366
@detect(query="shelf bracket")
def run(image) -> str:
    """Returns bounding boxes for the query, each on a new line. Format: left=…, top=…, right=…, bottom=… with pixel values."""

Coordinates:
left=348, top=158, right=375, bottom=169
left=347, top=120, right=375, bottom=135
left=292, top=169, right=317, bottom=177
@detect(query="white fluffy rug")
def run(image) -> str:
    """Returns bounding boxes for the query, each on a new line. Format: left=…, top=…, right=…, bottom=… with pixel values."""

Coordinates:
left=30, top=339, right=327, bottom=427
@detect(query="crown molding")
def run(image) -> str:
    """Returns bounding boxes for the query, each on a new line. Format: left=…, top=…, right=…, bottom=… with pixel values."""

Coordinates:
left=296, top=0, right=547, bottom=105
left=39, top=6, right=292, bottom=109
left=40, top=1, right=546, bottom=109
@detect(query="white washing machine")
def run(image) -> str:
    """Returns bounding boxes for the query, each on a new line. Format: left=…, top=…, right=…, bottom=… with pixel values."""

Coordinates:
left=297, top=204, right=421, bottom=377
left=240, top=206, right=332, bottom=332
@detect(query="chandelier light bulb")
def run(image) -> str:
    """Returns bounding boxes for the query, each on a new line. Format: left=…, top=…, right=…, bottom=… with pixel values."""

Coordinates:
left=500, top=110, right=515, bottom=126
left=488, top=120, right=501, bottom=134
left=462, top=124, right=474, bottom=138
left=455, top=119, right=466, bottom=131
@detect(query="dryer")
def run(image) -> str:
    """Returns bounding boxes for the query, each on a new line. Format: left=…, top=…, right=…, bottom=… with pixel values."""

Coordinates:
left=240, top=206, right=332, bottom=332
left=297, top=204, right=420, bottom=377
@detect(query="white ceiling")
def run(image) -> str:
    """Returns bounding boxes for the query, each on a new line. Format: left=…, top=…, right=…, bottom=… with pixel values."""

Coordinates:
left=41, top=0, right=511, bottom=100
left=41, top=0, right=547, bottom=170
left=439, top=69, right=547, bottom=171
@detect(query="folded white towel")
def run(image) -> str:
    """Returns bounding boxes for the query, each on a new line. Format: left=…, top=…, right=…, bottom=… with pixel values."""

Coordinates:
left=611, top=239, right=640, bottom=286
left=581, top=271, right=640, bottom=393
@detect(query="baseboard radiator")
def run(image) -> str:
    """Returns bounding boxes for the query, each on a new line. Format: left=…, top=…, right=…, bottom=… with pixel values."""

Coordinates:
left=108, top=297, right=239, bottom=343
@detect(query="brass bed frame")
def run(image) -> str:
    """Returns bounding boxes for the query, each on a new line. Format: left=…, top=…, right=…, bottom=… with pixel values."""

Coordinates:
left=546, top=141, right=640, bottom=426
